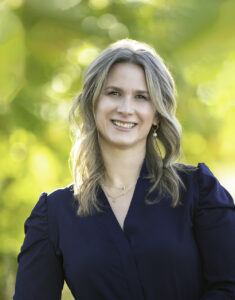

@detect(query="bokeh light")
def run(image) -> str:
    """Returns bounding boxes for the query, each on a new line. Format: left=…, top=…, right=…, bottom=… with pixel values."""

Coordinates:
left=0, top=0, right=234, bottom=299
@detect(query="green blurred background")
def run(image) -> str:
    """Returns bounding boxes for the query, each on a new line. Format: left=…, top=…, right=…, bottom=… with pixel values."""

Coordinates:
left=0, top=0, right=234, bottom=298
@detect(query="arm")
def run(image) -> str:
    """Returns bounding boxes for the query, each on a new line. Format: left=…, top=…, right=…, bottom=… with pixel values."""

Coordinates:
left=13, top=193, right=64, bottom=300
left=194, top=163, right=235, bottom=300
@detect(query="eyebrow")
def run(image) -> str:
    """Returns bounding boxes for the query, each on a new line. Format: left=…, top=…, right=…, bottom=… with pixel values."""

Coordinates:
left=104, top=85, right=149, bottom=94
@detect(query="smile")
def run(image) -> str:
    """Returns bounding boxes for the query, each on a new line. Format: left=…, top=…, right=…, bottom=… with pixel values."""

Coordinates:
left=111, top=120, right=137, bottom=128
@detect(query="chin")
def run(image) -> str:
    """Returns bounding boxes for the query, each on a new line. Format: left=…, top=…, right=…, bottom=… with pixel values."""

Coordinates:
left=110, top=139, right=142, bottom=150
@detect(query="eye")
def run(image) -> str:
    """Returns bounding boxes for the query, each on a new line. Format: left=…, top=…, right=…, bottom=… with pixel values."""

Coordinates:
left=108, top=91, right=120, bottom=96
left=136, top=94, right=148, bottom=100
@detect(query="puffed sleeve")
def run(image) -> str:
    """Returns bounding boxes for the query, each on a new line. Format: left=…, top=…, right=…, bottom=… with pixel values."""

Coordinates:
left=13, top=193, right=64, bottom=300
left=193, top=163, right=235, bottom=300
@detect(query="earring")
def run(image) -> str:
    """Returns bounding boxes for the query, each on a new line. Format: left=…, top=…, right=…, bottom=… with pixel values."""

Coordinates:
left=153, top=129, right=158, bottom=137
left=152, top=124, right=159, bottom=137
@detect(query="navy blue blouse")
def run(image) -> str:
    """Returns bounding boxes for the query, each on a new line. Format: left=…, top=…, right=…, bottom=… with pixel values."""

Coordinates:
left=14, top=162, right=235, bottom=300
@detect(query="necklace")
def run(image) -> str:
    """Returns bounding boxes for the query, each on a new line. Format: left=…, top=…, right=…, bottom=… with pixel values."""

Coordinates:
left=101, top=181, right=137, bottom=203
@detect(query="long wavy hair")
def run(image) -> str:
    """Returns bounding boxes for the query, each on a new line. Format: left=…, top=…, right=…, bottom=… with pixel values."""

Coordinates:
left=69, top=39, right=187, bottom=217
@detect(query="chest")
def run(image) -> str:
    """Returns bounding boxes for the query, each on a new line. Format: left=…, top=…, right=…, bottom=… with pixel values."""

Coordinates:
left=106, top=192, right=134, bottom=231
left=61, top=192, right=200, bottom=296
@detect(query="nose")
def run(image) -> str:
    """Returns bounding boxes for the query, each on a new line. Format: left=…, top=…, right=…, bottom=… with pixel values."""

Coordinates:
left=116, top=96, right=134, bottom=115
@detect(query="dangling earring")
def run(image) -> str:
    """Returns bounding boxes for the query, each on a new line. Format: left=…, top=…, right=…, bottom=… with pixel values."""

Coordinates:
left=152, top=124, right=159, bottom=137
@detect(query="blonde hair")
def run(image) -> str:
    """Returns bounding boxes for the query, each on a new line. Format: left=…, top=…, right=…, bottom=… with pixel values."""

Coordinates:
left=70, top=38, right=187, bottom=217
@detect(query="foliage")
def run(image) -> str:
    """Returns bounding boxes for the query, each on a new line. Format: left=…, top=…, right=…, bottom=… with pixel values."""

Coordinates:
left=0, top=0, right=234, bottom=298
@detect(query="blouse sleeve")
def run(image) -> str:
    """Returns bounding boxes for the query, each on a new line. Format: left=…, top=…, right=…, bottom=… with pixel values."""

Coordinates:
left=194, top=163, right=235, bottom=300
left=13, top=193, right=64, bottom=300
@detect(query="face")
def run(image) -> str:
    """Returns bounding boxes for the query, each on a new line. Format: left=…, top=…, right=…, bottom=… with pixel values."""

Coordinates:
left=94, top=63, right=158, bottom=151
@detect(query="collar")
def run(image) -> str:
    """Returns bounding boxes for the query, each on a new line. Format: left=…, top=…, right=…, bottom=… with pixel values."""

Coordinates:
left=139, top=158, right=150, bottom=179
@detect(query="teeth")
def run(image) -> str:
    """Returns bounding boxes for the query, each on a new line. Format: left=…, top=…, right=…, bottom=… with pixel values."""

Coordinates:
left=112, top=121, right=136, bottom=128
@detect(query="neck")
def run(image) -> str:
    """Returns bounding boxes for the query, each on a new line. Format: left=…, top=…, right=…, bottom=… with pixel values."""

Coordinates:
left=99, top=142, right=146, bottom=188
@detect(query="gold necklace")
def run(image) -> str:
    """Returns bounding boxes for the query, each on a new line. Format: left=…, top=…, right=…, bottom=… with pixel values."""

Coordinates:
left=101, top=182, right=137, bottom=203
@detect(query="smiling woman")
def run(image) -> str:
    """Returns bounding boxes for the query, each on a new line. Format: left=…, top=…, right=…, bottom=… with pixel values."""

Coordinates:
left=14, top=39, right=235, bottom=300
left=94, top=63, right=157, bottom=151
left=70, top=39, right=184, bottom=215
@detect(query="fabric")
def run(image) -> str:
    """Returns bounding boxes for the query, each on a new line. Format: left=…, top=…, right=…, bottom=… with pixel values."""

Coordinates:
left=13, top=162, right=235, bottom=300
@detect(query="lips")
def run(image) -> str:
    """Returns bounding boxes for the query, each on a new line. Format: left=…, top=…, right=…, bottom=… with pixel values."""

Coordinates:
left=111, top=120, right=137, bottom=129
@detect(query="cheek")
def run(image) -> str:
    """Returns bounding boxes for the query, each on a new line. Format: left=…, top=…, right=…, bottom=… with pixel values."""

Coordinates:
left=94, top=101, right=106, bottom=120
left=94, top=104, right=111, bottom=131
left=95, top=98, right=112, bottom=117
left=139, top=106, right=156, bottom=121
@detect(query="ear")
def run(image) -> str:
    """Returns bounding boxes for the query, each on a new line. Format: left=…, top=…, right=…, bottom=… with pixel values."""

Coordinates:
left=152, top=113, right=159, bottom=126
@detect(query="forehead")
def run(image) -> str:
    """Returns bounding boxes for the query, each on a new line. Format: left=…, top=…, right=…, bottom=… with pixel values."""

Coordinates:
left=104, top=63, right=147, bottom=88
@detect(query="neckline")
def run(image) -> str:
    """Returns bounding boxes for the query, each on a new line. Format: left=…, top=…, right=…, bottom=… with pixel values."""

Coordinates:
left=99, top=176, right=141, bottom=233
left=97, top=158, right=149, bottom=233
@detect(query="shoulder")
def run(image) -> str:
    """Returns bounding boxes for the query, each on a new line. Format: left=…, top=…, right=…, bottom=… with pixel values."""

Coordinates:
left=44, top=183, right=76, bottom=217
left=46, top=183, right=74, bottom=206
left=36, top=184, right=76, bottom=246
left=20, top=184, right=75, bottom=260
left=177, top=162, right=225, bottom=190
left=176, top=162, right=234, bottom=207
left=175, top=162, right=216, bottom=186
left=174, top=162, right=197, bottom=187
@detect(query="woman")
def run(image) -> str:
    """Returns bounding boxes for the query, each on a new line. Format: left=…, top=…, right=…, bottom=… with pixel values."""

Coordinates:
left=14, top=39, right=235, bottom=300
